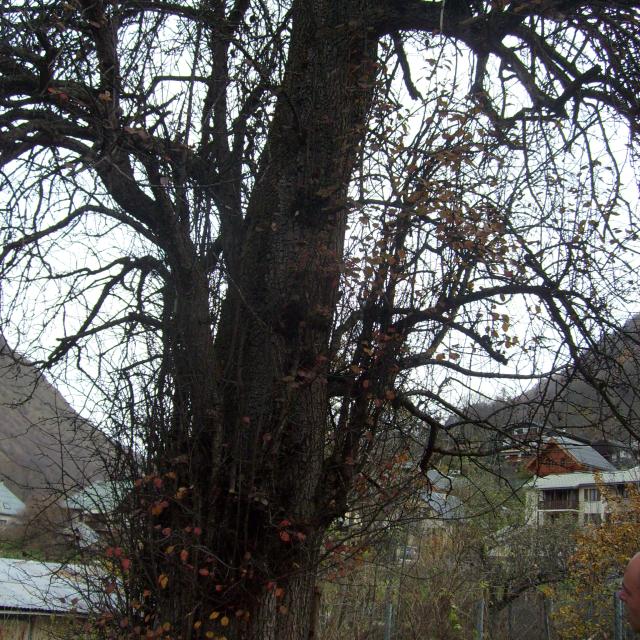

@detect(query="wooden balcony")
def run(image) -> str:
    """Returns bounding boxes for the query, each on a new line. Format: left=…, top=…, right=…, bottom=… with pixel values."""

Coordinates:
left=538, top=497, right=579, bottom=510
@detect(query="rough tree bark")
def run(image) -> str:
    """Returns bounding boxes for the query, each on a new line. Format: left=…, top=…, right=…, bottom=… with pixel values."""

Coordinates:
left=113, top=4, right=385, bottom=637
left=171, top=4, right=381, bottom=637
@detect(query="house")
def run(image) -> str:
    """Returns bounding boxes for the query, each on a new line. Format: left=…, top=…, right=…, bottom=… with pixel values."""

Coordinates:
left=497, top=422, right=619, bottom=477
left=524, top=466, right=640, bottom=526
left=0, top=481, right=25, bottom=526
left=381, top=469, right=464, bottom=565
left=421, top=469, right=463, bottom=522
left=499, top=421, right=545, bottom=465
left=63, top=480, right=124, bottom=544
left=0, top=557, right=93, bottom=640
left=522, top=433, right=617, bottom=477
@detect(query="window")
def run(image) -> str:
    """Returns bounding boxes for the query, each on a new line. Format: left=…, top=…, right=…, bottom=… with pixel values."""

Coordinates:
left=583, top=487, right=600, bottom=502
left=615, top=484, right=627, bottom=497
left=583, top=513, right=602, bottom=525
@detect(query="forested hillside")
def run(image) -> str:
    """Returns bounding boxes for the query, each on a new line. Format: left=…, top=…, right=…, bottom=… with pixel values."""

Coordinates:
left=451, top=315, right=640, bottom=451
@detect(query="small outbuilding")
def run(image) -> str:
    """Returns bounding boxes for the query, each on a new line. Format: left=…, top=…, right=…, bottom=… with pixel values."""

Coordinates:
left=0, top=558, right=91, bottom=640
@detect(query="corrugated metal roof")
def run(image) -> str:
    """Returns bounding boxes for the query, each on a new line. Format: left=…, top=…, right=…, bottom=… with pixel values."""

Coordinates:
left=0, top=481, right=25, bottom=516
left=0, top=558, right=92, bottom=614
left=550, top=435, right=617, bottom=471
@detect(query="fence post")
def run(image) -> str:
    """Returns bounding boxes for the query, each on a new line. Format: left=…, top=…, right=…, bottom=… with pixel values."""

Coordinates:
left=612, top=589, right=639, bottom=640
left=614, top=591, right=625, bottom=640
left=542, top=593, right=551, bottom=640
left=383, top=599, right=394, bottom=640
left=476, top=597, right=484, bottom=640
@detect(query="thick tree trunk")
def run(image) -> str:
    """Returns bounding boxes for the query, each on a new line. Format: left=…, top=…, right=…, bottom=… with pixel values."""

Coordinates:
left=126, top=2, right=382, bottom=639
left=205, top=2, right=380, bottom=637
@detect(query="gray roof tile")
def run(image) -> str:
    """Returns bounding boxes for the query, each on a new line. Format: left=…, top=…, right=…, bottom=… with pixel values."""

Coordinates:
left=551, top=435, right=617, bottom=471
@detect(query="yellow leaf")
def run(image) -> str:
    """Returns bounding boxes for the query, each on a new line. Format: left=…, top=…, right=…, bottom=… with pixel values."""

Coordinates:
left=220, top=616, right=229, bottom=627
left=209, top=611, right=220, bottom=620
left=158, top=574, right=169, bottom=589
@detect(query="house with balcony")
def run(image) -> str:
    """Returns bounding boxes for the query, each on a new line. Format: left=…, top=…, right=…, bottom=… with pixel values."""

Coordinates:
left=498, top=421, right=620, bottom=476
left=525, top=466, right=640, bottom=526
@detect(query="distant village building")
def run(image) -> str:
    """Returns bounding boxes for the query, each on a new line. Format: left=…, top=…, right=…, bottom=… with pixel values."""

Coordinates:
left=498, top=422, right=629, bottom=478
left=504, top=423, right=640, bottom=528
left=522, top=434, right=617, bottom=477
left=422, top=469, right=462, bottom=523
left=63, top=481, right=123, bottom=546
left=524, top=466, right=640, bottom=526
left=0, top=481, right=25, bottom=526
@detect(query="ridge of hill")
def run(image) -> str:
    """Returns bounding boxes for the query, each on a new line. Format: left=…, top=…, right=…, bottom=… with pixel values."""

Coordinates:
left=452, top=315, right=640, bottom=450
left=0, top=334, right=109, bottom=503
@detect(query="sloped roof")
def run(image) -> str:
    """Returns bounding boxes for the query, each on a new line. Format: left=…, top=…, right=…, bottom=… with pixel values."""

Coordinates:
left=550, top=435, right=617, bottom=471
left=65, top=481, right=124, bottom=515
left=0, top=558, right=93, bottom=614
left=426, top=469, right=455, bottom=492
left=525, top=471, right=596, bottom=490
left=421, top=469, right=463, bottom=520
left=525, top=465, right=640, bottom=490
left=0, top=480, right=25, bottom=516
left=423, top=491, right=463, bottom=520
left=64, top=520, right=100, bottom=548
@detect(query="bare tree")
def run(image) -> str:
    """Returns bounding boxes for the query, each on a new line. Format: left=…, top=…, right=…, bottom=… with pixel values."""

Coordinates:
left=1, top=0, right=640, bottom=638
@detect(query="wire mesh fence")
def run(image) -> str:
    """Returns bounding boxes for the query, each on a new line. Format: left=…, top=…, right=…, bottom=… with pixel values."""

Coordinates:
left=319, top=588, right=638, bottom=640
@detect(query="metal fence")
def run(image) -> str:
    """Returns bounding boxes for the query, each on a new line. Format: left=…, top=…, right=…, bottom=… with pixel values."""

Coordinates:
left=472, top=592, right=635, bottom=640
left=320, top=579, right=636, bottom=640
left=614, top=591, right=635, bottom=640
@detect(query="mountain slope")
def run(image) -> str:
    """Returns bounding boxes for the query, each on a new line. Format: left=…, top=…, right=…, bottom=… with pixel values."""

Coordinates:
left=450, top=315, right=640, bottom=452
left=0, top=334, right=109, bottom=502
